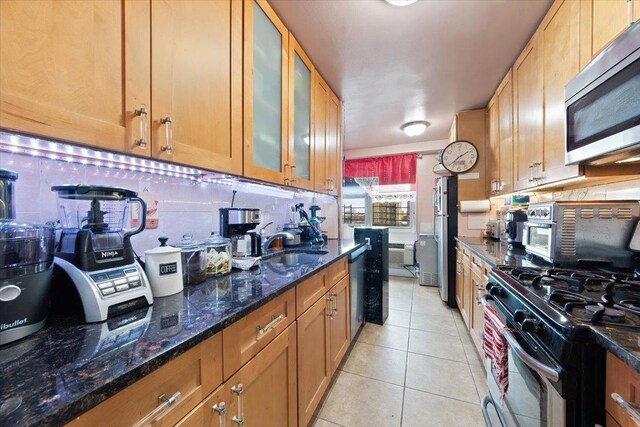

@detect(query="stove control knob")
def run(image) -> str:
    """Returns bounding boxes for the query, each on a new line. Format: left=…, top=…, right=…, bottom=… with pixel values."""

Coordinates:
left=513, top=310, right=529, bottom=324
left=521, top=318, right=541, bottom=334
left=488, top=285, right=503, bottom=296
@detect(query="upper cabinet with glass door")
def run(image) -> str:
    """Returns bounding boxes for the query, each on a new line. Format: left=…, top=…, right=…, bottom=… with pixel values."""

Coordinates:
left=244, top=0, right=289, bottom=184
left=287, top=35, right=315, bottom=190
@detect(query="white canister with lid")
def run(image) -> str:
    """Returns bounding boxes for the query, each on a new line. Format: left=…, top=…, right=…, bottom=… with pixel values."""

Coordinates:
left=144, top=237, right=184, bottom=297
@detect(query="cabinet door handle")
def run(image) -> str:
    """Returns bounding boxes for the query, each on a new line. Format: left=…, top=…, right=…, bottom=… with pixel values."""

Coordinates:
left=290, top=164, right=297, bottom=184
left=326, top=296, right=334, bottom=318
left=532, top=161, right=542, bottom=181
left=528, top=164, right=534, bottom=182
left=231, top=384, right=244, bottom=426
left=256, top=314, right=285, bottom=336
left=160, top=114, right=173, bottom=154
left=628, top=0, right=635, bottom=26
left=331, top=292, right=338, bottom=314
left=134, top=105, right=148, bottom=148
left=212, top=402, right=227, bottom=427
left=132, top=391, right=181, bottom=427
left=611, top=393, right=640, bottom=424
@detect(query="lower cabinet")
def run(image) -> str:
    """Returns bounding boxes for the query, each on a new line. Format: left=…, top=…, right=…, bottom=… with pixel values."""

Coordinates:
left=66, top=333, right=223, bottom=427
left=328, top=275, right=350, bottom=375
left=605, top=352, right=640, bottom=427
left=297, top=292, right=332, bottom=427
left=66, top=257, right=352, bottom=427
left=297, top=274, right=350, bottom=426
left=456, top=243, right=490, bottom=363
left=178, top=323, right=298, bottom=427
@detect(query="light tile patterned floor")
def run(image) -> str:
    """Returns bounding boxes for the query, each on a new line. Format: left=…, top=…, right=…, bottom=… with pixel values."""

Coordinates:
left=311, top=276, right=488, bottom=427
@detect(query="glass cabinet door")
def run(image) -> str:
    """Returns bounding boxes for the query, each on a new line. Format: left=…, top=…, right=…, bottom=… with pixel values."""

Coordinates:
left=288, top=35, right=314, bottom=190
left=244, top=0, right=288, bottom=183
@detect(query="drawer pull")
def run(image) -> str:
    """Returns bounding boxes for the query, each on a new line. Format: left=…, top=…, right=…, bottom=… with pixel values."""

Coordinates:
left=256, top=314, right=285, bottom=336
left=231, top=384, right=244, bottom=426
left=611, top=393, right=640, bottom=424
left=212, top=402, right=227, bottom=427
left=132, top=391, right=181, bottom=427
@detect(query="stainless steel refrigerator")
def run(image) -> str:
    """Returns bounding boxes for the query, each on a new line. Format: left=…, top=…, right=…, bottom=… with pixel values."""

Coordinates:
left=433, top=175, right=457, bottom=307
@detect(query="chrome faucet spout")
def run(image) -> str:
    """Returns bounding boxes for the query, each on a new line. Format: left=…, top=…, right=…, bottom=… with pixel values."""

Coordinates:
left=262, top=231, right=295, bottom=250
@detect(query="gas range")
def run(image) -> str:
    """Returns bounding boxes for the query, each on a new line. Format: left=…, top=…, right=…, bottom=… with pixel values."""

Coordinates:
left=481, top=266, right=638, bottom=426
left=496, top=267, right=640, bottom=331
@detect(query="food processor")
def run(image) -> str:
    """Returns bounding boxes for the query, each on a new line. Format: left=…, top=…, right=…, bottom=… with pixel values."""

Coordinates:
left=51, top=185, right=153, bottom=322
left=0, top=169, right=55, bottom=345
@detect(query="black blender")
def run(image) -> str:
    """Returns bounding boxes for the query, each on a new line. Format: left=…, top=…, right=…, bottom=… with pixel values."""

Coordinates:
left=51, top=185, right=153, bottom=322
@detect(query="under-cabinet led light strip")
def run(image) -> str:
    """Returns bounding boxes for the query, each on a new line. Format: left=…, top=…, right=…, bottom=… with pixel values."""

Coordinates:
left=0, top=131, right=336, bottom=198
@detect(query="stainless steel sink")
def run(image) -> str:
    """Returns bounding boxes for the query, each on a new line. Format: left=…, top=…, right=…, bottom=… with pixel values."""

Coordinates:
left=263, top=250, right=328, bottom=266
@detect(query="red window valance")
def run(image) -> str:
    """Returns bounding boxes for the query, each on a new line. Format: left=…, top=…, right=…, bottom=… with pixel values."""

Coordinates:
left=344, top=154, right=416, bottom=185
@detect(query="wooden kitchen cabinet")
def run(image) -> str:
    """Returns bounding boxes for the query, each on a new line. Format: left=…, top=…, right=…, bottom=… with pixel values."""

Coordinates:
left=497, top=70, right=514, bottom=195
left=325, top=92, right=342, bottom=196
left=455, top=246, right=465, bottom=311
left=243, top=0, right=289, bottom=184
left=539, top=0, right=582, bottom=185
left=581, top=0, right=633, bottom=67
left=469, top=261, right=490, bottom=357
left=460, top=249, right=472, bottom=325
left=486, top=96, right=500, bottom=196
left=313, top=76, right=329, bottom=193
left=66, top=333, right=223, bottom=427
left=287, top=34, right=315, bottom=190
left=297, top=291, right=332, bottom=427
left=513, top=32, right=544, bottom=191
left=151, top=0, right=243, bottom=174
left=191, top=324, right=298, bottom=427
left=450, top=110, right=487, bottom=201
left=328, top=275, right=350, bottom=374
left=605, top=352, right=640, bottom=427
left=313, top=73, right=342, bottom=195
left=222, top=288, right=296, bottom=380
left=0, top=0, right=151, bottom=156
left=485, top=70, right=514, bottom=197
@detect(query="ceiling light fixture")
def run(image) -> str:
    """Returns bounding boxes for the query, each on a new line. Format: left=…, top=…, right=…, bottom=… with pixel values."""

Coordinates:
left=401, top=121, right=429, bottom=136
left=384, top=0, right=418, bottom=6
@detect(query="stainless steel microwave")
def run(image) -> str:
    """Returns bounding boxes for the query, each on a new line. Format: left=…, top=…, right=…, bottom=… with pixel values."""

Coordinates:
left=565, top=20, right=640, bottom=165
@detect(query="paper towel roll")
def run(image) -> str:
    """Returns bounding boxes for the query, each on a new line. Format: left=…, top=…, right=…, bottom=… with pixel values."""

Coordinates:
left=459, top=199, right=491, bottom=213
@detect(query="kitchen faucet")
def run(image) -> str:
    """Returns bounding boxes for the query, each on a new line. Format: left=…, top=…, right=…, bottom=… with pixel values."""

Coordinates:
left=262, top=231, right=296, bottom=251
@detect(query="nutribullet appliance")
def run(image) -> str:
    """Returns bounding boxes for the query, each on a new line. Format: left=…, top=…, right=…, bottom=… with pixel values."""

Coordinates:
left=0, top=169, right=55, bottom=345
left=51, top=185, right=153, bottom=322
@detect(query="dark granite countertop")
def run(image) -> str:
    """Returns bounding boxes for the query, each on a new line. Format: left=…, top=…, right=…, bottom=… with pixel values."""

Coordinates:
left=0, top=240, right=364, bottom=427
left=454, top=236, right=550, bottom=268
left=590, top=326, right=640, bottom=372
left=455, top=237, right=640, bottom=373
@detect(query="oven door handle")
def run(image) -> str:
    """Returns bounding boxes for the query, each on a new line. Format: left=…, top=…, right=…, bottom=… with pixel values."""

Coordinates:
left=481, top=395, right=503, bottom=427
left=480, top=294, right=560, bottom=383
left=501, top=328, right=560, bottom=382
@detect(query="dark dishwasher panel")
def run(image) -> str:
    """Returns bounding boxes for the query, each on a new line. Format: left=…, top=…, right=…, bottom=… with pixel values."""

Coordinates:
left=354, top=227, right=389, bottom=325
left=348, top=245, right=367, bottom=341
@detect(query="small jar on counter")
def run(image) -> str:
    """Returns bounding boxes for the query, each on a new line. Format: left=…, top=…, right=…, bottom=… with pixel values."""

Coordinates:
left=174, top=234, right=207, bottom=285
left=204, top=232, right=232, bottom=276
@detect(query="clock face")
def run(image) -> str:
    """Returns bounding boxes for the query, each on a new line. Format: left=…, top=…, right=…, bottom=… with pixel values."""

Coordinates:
left=441, top=140, right=478, bottom=174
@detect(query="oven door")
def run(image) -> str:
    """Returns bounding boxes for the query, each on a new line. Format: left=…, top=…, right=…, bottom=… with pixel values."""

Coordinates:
left=523, top=222, right=555, bottom=263
left=481, top=296, right=565, bottom=427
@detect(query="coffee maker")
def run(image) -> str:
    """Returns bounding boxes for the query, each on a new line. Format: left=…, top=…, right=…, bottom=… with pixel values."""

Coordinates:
left=219, top=208, right=261, bottom=257
left=51, top=185, right=153, bottom=322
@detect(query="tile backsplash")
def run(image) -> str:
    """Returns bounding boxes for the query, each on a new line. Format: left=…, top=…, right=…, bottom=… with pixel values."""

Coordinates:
left=2, top=152, right=339, bottom=254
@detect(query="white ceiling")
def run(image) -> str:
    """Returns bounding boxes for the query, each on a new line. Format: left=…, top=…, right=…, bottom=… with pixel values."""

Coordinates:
left=269, top=0, right=552, bottom=150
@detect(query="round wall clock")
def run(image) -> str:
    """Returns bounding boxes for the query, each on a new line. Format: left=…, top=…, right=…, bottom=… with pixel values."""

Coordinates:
left=441, top=140, right=479, bottom=174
